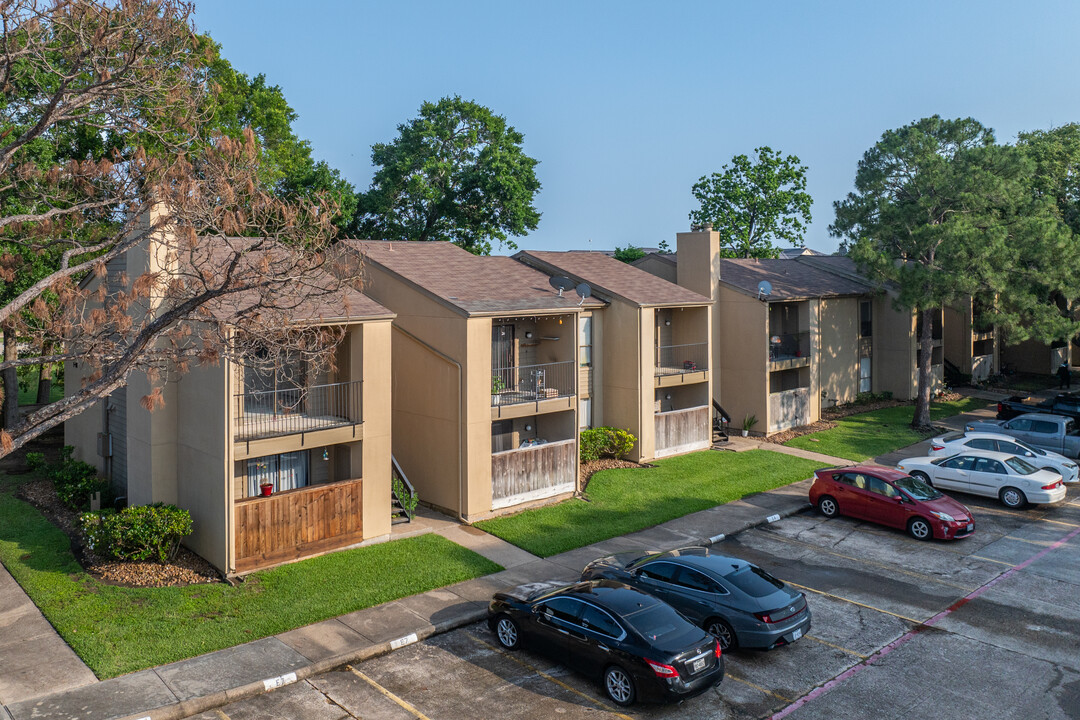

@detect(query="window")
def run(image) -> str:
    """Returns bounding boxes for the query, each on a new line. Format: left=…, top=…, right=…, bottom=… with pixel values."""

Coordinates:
left=943, top=456, right=976, bottom=471
left=492, top=420, right=513, bottom=453
left=579, top=398, right=592, bottom=431
left=841, top=473, right=868, bottom=490
left=579, top=315, right=593, bottom=367
left=998, top=441, right=1034, bottom=457
left=723, top=566, right=785, bottom=598
left=860, top=301, right=873, bottom=338
left=1031, top=420, right=1059, bottom=434
left=967, top=438, right=996, bottom=451
left=580, top=605, right=622, bottom=638
left=246, top=451, right=309, bottom=496
left=675, top=567, right=721, bottom=593
left=1005, top=419, right=1031, bottom=431
left=973, top=457, right=1005, bottom=474
left=639, top=562, right=680, bottom=584
left=867, top=477, right=899, bottom=498
left=541, top=598, right=583, bottom=625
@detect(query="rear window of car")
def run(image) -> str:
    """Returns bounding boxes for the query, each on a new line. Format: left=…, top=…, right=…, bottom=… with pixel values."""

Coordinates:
left=941, top=432, right=965, bottom=442
left=723, top=566, right=785, bottom=597
left=624, top=603, right=694, bottom=643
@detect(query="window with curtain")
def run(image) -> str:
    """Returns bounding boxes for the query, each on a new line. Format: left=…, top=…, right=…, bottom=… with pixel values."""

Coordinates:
left=247, top=451, right=309, bottom=496
left=579, top=315, right=593, bottom=367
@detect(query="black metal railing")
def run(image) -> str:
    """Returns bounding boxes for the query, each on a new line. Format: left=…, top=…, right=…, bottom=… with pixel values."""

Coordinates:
left=655, top=342, right=708, bottom=376
left=769, top=332, right=810, bottom=362
left=234, top=380, right=362, bottom=441
left=491, top=360, right=575, bottom=407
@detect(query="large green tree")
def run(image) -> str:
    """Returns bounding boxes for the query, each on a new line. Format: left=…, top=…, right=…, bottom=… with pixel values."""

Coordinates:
left=352, top=96, right=541, bottom=255
left=689, top=146, right=812, bottom=258
left=832, top=116, right=1074, bottom=427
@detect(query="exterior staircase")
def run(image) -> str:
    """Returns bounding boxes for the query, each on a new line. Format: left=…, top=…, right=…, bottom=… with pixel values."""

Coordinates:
left=391, top=454, right=417, bottom=525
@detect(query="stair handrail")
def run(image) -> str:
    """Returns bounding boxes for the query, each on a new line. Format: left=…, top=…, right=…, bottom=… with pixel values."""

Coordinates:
left=391, top=454, right=417, bottom=521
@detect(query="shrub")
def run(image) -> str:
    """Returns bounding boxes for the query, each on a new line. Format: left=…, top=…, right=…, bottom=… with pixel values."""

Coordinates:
left=579, top=427, right=638, bottom=462
left=392, top=476, right=419, bottom=516
left=25, top=451, right=46, bottom=471
left=81, top=503, right=193, bottom=564
left=49, top=446, right=109, bottom=510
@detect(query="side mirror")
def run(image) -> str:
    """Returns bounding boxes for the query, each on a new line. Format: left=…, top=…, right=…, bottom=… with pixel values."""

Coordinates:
left=895, top=496, right=906, bottom=504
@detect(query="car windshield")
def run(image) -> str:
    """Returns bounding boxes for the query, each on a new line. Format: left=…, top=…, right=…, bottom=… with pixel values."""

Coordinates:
left=724, top=566, right=784, bottom=597
left=1004, top=456, right=1039, bottom=475
left=894, top=475, right=942, bottom=500
left=624, top=603, right=691, bottom=643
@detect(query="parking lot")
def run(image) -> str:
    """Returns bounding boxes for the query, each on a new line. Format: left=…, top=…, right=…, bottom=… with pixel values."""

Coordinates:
left=185, top=484, right=1080, bottom=720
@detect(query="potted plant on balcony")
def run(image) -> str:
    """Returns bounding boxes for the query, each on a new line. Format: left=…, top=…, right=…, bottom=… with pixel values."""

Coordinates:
left=259, top=482, right=274, bottom=497
left=492, top=374, right=506, bottom=405
left=741, top=414, right=758, bottom=437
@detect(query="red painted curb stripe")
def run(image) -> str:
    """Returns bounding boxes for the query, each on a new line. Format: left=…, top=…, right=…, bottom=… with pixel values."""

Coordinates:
left=770, top=524, right=1080, bottom=719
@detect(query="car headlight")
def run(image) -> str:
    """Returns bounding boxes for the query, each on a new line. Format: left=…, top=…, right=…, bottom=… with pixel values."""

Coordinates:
left=929, top=511, right=955, bottom=522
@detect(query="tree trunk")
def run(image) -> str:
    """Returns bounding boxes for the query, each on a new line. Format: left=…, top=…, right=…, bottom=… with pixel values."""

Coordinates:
left=913, top=307, right=935, bottom=428
left=35, top=341, right=54, bottom=405
left=1, top=325, right=17, bottom=429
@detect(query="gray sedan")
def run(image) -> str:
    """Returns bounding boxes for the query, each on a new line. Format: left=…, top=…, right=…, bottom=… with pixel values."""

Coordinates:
left=581, top=547, right=810, bottom=651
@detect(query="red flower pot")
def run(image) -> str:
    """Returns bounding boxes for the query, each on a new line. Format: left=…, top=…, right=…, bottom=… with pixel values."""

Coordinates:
left=259, top=483, right=273, bottom=497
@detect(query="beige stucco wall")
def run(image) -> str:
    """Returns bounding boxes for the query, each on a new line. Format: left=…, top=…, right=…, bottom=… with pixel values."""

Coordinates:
left=358, top=319, right=393, bottom=541
left=875, top=296, right=918, bottom=400
left=818, top=297, right=860, bottom=407
left=63, top=358, right=105, bottom=473
left=600, top=300, right=648, bottom=460
left=717, top=286, right=768, bottom=435
left=1001, top=338, right=1063, bottom=376
left=676, top=229, right=722, bottom=406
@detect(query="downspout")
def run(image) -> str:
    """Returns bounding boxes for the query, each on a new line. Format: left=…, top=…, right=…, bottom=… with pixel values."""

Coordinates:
left=392, top=325, right=465, bottom=522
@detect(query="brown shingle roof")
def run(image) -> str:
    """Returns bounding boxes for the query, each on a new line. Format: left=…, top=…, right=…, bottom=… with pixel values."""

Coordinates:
left=514, top=250, right=710, bottom=307
left=718, top=258, right=875, bottom=300
left=346, top=240, right=604, bottom=317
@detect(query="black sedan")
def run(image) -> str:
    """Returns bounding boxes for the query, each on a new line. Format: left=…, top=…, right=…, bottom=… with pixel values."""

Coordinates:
left=582, top=547, right=810, bottom=651
left=487, top=579, right=724, bottom=706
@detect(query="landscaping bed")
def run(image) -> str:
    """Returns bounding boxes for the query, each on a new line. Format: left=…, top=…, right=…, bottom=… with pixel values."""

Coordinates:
left=476, top=449, right=825, bottom=557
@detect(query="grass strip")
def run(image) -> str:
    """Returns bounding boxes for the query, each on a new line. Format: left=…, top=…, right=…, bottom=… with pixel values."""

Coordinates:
left=476, top=449, right=824, bottom=558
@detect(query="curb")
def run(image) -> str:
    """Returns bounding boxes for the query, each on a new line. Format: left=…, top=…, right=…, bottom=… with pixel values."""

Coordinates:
left=43, top=501, right=813, bottom=720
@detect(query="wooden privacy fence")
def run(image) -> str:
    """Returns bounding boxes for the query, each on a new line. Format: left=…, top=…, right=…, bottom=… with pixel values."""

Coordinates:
left=654, top=405, right=711, bottom=457
left=234, top=478, right=363, bottom=572
left=491, top=438, right=577, bottom=508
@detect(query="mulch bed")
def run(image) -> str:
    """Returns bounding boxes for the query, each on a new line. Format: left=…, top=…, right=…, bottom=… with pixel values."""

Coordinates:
left=579, top=458, right=649, bottom=492
left=15, top=477, right=220, bottom=588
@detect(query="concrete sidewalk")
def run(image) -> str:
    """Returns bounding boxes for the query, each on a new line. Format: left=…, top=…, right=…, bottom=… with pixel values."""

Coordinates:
left=0, top=473, right=825, bottom=720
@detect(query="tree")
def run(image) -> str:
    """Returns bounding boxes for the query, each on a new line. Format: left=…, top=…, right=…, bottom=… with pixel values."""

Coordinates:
left=613, top=245, right=645, bottom=263
left=352, top=96, right=541, bottom=255
left=689, top=146, right=813, bottom=258
left=0, top=0, right=356, bottom=456
left=831, top=116, right=1074, bottom=427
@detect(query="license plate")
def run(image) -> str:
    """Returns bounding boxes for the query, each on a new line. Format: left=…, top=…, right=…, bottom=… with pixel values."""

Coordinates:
left=791, top=627, right=803, bottom=641
left=966, top=523, right=973, bottom=532
left=692, top=658, right=706, bottom=673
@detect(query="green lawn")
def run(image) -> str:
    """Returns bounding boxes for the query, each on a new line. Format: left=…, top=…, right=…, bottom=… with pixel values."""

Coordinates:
left=475, top=450, right=825, bottom=558
left=783, top=397, right=989, bottom=462
left=16, top=382, right=63, bottom=405
left=0, top=489, right=501, bottom=678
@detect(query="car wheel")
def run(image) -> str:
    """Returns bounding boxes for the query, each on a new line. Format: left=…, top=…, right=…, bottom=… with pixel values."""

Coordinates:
left=910, top=471, right=933, bottom=487
left=494, top=614, right=521, bottom=650
left=603, top=665, right=636, bottom=707
left=818, top=495, right=839, bottom=518
left=907, top=517, right=933, bottom=541
left=1000, top=486, right=1027, bottom=509
left=705, top=618, right=738, bottom=651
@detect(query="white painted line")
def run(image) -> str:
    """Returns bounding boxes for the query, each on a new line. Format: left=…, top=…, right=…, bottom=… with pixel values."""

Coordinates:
left=390, top=632, right=418, bottom=650
left=709, top=533, right=726, bottom=544
left=766, top=513, right=781, bottom=523
left=262, top=671, right=297, bottom=691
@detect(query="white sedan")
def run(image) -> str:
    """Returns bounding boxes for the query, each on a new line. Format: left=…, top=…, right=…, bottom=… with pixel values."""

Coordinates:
left=897, top=450, right=1067, bottom=508
left=928, top=431, right=1079, bottom=483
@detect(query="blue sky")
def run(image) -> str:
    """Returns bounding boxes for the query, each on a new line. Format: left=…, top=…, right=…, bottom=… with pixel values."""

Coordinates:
left=194, top=1, right=1080, bottom=255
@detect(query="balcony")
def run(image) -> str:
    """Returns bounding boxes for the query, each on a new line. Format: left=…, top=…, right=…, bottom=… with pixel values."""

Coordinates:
left=234, top=380, right=362, bottom=442
left=492, top=361, right=575, bottom=407
left=491, top=438, right=577, bottom=509
left=769, top=332, right=810, bottom=366
left=654, top=405, right=711, bottom=458
left=655, top=343, right=709, bottom=377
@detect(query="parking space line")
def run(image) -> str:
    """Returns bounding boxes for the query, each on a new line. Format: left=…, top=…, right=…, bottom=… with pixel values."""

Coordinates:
left=804, top=635, right=867, bottom=659
left=970, top=554, right=1019, bottom=567
left=727, top=673, right=792, bottom=702
left=466, top=634, right=635, bottom=720
left=784, top=581, right=923, bottom=625
left=214, top=711, right=230, bottom=720
left=970, top=505, right=1079, bottom=527
left=770, top=524, right=1080, bottom=720
left=347, top=666, right=432, bottom=720
left=751, top=529, right=977, bottom=592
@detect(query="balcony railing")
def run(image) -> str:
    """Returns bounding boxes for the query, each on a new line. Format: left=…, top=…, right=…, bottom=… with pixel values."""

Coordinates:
left=234, top=380, right=362, bottom=441
left=492, top=361, right=575, bottom=407
left=655, top=343, right=709, bottom=377
left=769, top=332, right=810, bottom=362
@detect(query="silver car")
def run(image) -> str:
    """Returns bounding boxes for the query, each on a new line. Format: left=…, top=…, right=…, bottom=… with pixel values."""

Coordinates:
left=928, top=431, right=1078, bottom=483
left=897, top=450, right=1068, bottom=508
left=581, top=547, right=810, bottom=652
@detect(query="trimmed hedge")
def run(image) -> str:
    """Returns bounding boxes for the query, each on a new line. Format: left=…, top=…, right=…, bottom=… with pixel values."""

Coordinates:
left=81, top=503, right=193, bottom=564
left=580, top=427, right=637, bottom=462
left=50, top=446, right=110, bottom=510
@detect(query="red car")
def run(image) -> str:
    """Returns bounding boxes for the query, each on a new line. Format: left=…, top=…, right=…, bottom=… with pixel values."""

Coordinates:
left=808, top=465, right=975, bottom=541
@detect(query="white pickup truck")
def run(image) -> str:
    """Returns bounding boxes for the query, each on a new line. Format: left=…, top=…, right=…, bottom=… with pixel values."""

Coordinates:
left=965, top=413, right=1080, bottom=460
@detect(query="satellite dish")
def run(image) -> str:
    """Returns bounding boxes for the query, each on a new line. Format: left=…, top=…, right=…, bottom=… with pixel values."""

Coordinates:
left=575, top=283, right=592, bottom=306
left=757, top=280, right=772, bottom=300
left=549, top=276, right=575, bottom=296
